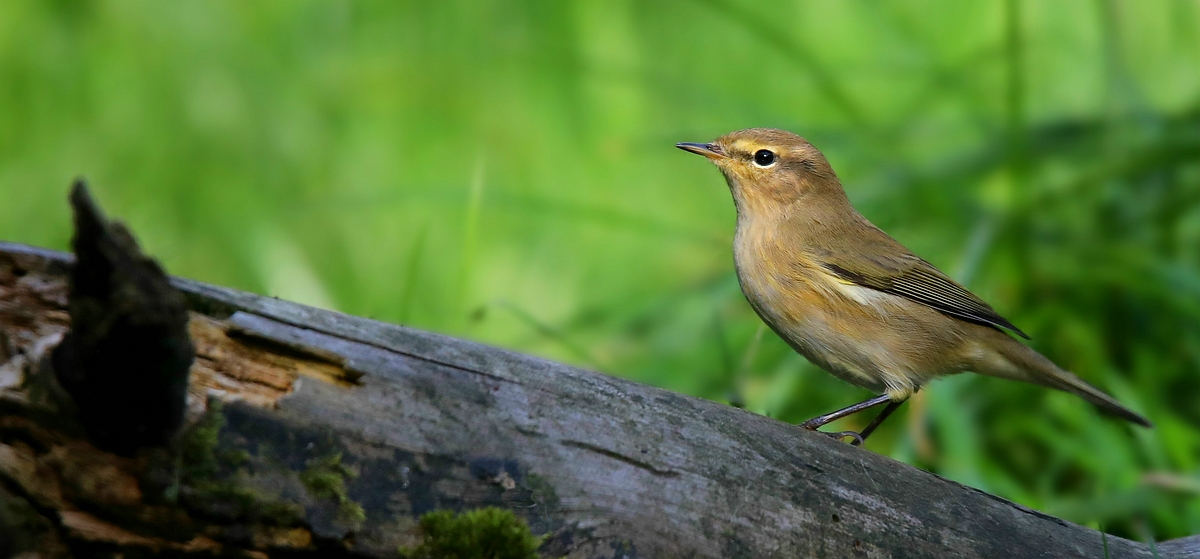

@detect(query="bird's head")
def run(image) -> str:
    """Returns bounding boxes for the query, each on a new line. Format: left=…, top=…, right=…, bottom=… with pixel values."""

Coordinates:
left=677, top=128, right=842, bottom=216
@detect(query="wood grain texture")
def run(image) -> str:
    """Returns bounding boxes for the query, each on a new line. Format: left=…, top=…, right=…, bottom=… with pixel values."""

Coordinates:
left=0, top=241, right=1192, bottom=558
left=1161, top=535, right=1200, bottom=559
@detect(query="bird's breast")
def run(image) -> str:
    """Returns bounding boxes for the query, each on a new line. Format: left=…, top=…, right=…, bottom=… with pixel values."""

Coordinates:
left=731, top=218, right=911, bottom=392
left=732, top=219, right=835, bottom=340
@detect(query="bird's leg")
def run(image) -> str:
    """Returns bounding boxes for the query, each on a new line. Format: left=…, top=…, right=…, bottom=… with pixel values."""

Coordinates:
left=799, top=393, right=912, bottom=445
left=849, top=398, right=905, bottom=446
left=796, top=391, right=892, bottom=434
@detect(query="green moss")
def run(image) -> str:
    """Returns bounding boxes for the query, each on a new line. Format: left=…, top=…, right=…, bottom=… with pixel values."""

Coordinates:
left=173, top=402, right=305, bottom=526
left=180, top=401, right=226, bottom=481
left=524, top=474, right=560, bottom=514
left=196, top=481, right=306, bottom=524
left=398, top=507, right=541, bottom=559
left=300, top=452, right=365, bottom=524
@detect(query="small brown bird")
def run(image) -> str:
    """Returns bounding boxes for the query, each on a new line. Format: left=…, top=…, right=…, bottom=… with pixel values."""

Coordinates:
left=678, top=128, right=1150, bottom=443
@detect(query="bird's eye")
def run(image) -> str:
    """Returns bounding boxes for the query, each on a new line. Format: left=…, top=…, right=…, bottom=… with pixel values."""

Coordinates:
left=753, top=149, right=776, bottom=167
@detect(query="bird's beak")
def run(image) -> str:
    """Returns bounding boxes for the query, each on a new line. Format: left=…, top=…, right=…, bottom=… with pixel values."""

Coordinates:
left=675, top=142, right=726, bottom=160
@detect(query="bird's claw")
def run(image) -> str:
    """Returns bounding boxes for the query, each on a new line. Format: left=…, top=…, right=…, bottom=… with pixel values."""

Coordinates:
left=805, top=428, right=865, bottom=445
left=825, top=430, right=865, bottom=445
left=800, top=422, right=865, bottom=445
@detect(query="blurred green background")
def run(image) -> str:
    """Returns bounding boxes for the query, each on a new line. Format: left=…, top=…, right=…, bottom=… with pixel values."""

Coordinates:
left=2, top=0, right=1198, bottom=543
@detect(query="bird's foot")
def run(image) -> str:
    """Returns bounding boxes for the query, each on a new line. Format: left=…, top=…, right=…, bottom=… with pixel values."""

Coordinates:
left=822, top=430, right=864, bottom=445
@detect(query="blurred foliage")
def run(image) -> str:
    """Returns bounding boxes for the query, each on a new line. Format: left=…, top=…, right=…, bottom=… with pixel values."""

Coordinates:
left=2, top=0, right=1198, bottom=543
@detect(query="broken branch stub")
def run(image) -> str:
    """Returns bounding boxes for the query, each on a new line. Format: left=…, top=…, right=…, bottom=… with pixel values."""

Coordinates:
left=52, top=179, right=194, bottom=454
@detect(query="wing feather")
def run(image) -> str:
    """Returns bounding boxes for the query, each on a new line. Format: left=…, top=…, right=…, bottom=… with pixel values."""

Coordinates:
left=821, top=256, right=1030, bottom=339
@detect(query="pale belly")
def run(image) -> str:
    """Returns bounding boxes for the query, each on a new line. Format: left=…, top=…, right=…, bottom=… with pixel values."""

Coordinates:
left=733, top=238, right=962, bottom=399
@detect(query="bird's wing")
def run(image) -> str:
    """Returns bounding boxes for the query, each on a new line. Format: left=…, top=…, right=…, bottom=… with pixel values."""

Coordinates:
left=814, top=225, right=1030, bottom=339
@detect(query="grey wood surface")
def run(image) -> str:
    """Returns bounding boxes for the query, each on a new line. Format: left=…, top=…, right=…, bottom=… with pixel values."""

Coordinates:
left=0, top=241, right=1191, bottom=558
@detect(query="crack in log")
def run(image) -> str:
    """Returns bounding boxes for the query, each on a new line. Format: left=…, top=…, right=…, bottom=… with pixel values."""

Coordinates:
left=227, top=310, right=522, bottom=386
left=189, top=314, right=357, bottom=411
left=227, top=316, right=365, bottom=384
left=560, top=440, right=681, bottom=478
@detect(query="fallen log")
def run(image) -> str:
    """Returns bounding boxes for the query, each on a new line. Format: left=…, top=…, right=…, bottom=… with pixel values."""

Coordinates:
left=0, top=187, right=1196, bottom=558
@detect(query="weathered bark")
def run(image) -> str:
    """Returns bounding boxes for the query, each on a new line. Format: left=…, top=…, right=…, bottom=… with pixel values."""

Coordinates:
left=1161, top=536, right=1200, bottom=558
left=0, top=227, right=1195, bottom=556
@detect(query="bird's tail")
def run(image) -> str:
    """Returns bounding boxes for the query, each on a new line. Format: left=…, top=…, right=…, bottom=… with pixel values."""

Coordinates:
left=981, top=332, right=1152, bottom=428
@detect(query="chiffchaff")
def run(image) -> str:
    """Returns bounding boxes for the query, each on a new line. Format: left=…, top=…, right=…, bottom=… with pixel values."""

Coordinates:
left=678, top=128, right=1150, bottom=443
